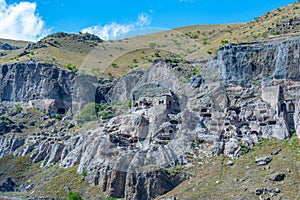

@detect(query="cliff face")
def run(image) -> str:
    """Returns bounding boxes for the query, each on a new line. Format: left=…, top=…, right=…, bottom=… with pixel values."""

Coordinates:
left=1, top=35, right=300, bottom=199
left=0, top=62, right=75, bottom=102
left=212, top=36, right=300, bottom=139
left=0, top=62, right=98, bottom=115
left=216, top=37, right=300, bottom=86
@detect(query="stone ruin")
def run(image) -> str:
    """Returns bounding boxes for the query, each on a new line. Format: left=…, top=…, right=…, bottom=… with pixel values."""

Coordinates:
left=131, top=83, right=180, bottom=114
left=101, top=82, right=182, bottom=153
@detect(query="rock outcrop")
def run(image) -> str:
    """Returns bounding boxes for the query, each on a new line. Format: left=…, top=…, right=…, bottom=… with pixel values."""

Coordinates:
left=0, top=135, right=25, bottom=158
left=0, top=62, right=98, bottom=116
left=216, top=36, right=300, bottom=87
left=210, top=36, right=300, bottom=139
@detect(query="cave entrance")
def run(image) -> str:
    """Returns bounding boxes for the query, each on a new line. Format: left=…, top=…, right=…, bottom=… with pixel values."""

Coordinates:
left=57, top=108, right=66, bottom=114
left=281, top=103, right=287, bottom=113
left=288, top=103, right=295, bottom=113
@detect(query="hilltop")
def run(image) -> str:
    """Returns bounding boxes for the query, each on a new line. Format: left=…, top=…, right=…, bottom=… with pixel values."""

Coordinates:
left=1, top=2, right=300, bottom=78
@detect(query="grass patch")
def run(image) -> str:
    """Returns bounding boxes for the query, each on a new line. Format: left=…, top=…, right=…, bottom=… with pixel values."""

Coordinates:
left=163, top=165, right=185, bottom=177
left=161, top=138, right=300, bottom=199
left=76, top=102, right=98, bottom=123
left=67, top=191, right=83, bottom=200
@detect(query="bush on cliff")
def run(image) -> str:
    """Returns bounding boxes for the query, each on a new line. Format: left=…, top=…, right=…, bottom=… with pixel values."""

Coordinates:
left=67, top=191, right=83, bottom=200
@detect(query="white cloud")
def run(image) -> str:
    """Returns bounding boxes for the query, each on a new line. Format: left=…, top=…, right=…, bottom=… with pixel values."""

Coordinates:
left=81, top=13, right=152, bottom=40
left=82, top=23, right=133, bottom=41
left=0, top=0, right=47, bottom=41
left=136, top=13, right=151, bottom=27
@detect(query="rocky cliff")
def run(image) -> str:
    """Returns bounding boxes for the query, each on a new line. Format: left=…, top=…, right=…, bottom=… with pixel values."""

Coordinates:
left=0, top=62, right=98, bottom=116
left=216, top=36, right=300, bottom=86
left=210, top=35, right=300, bottom=139
left=0, top=34, right=300, bottom=199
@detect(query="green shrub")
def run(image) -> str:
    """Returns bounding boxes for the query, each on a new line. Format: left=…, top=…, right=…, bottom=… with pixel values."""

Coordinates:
left=76, top=103, right=97, bottom=123
left=147, top=58, right=153, bottom=62
left=153, top=51, right=160, bottom=57
left=149, top=43, right=156, bottom=48
left=191, top=34, right=199, bottom=39
left=163, top=165, right=184, bottom=177
left=221, top=40, right=229, bottom=45
left=125, top=99, right=132, bottom=108
left=95, top=104, right=108, bottom=113
left=101, top=112, right=114, bottom=120
left=262, top=33, right=268, bottom=38
left=0, top=116, right=9, bottom=123
left=81, top=168, right=87, bottom=177
left=55, top=114, right=63, bottom=120
left=66, top=63, right=78, bottom=73
left=14, top=104, right=23, bottom=113
left=67, top=191, right=83, bottom=200
left=106, top=197, right=117, bottom=200
left=239, top=143, right=254, bottom=156
left=111, top=63, right=118, bottom=68
left=132, top=58, right=137, bottom=63
left=272, top=30, right=280, bottom=35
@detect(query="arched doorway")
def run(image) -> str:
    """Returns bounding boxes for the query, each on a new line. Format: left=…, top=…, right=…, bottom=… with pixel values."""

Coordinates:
left=288, top=103, right=295, bottom=113
left=281, top=103, right=287, bottom=113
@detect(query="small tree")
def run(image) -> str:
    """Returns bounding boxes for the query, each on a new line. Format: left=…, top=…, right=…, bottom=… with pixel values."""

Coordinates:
left=66, top=63, right=78, bottom=73
left=67, top=191, right=83, bottom=200
left=221, top=40, right=229, bottom=45
left=111, top=63, right=118, bottom=68
left=149, top=43, right=156, bottom=48
left=153, top=51, right=160, bottom=57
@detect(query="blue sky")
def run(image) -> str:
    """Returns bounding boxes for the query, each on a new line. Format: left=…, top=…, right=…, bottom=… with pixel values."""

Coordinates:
left=0, top=0, right=297, bottom=41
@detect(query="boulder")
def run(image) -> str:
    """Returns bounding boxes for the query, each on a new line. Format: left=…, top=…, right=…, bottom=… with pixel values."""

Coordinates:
left=255, top=188, right=264, bottom=195
left=269, top=173, right=286, bottom=181
left=255, top=156, right=272, bottom=166
left=226, top=160, right=234, bottom=166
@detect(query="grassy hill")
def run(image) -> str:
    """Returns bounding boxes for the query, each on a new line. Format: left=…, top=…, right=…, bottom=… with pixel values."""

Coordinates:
left=159, top=136, right=300, bottom=200
left=1, top=2, right=300, bottom=78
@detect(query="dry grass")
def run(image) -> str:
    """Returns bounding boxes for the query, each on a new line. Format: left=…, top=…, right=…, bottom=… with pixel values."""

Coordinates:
left=0, top=156, right=104, bottom=199
left=1, top=2, right=300, bottom=78
left=159, top=138, right=300, bottom=200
